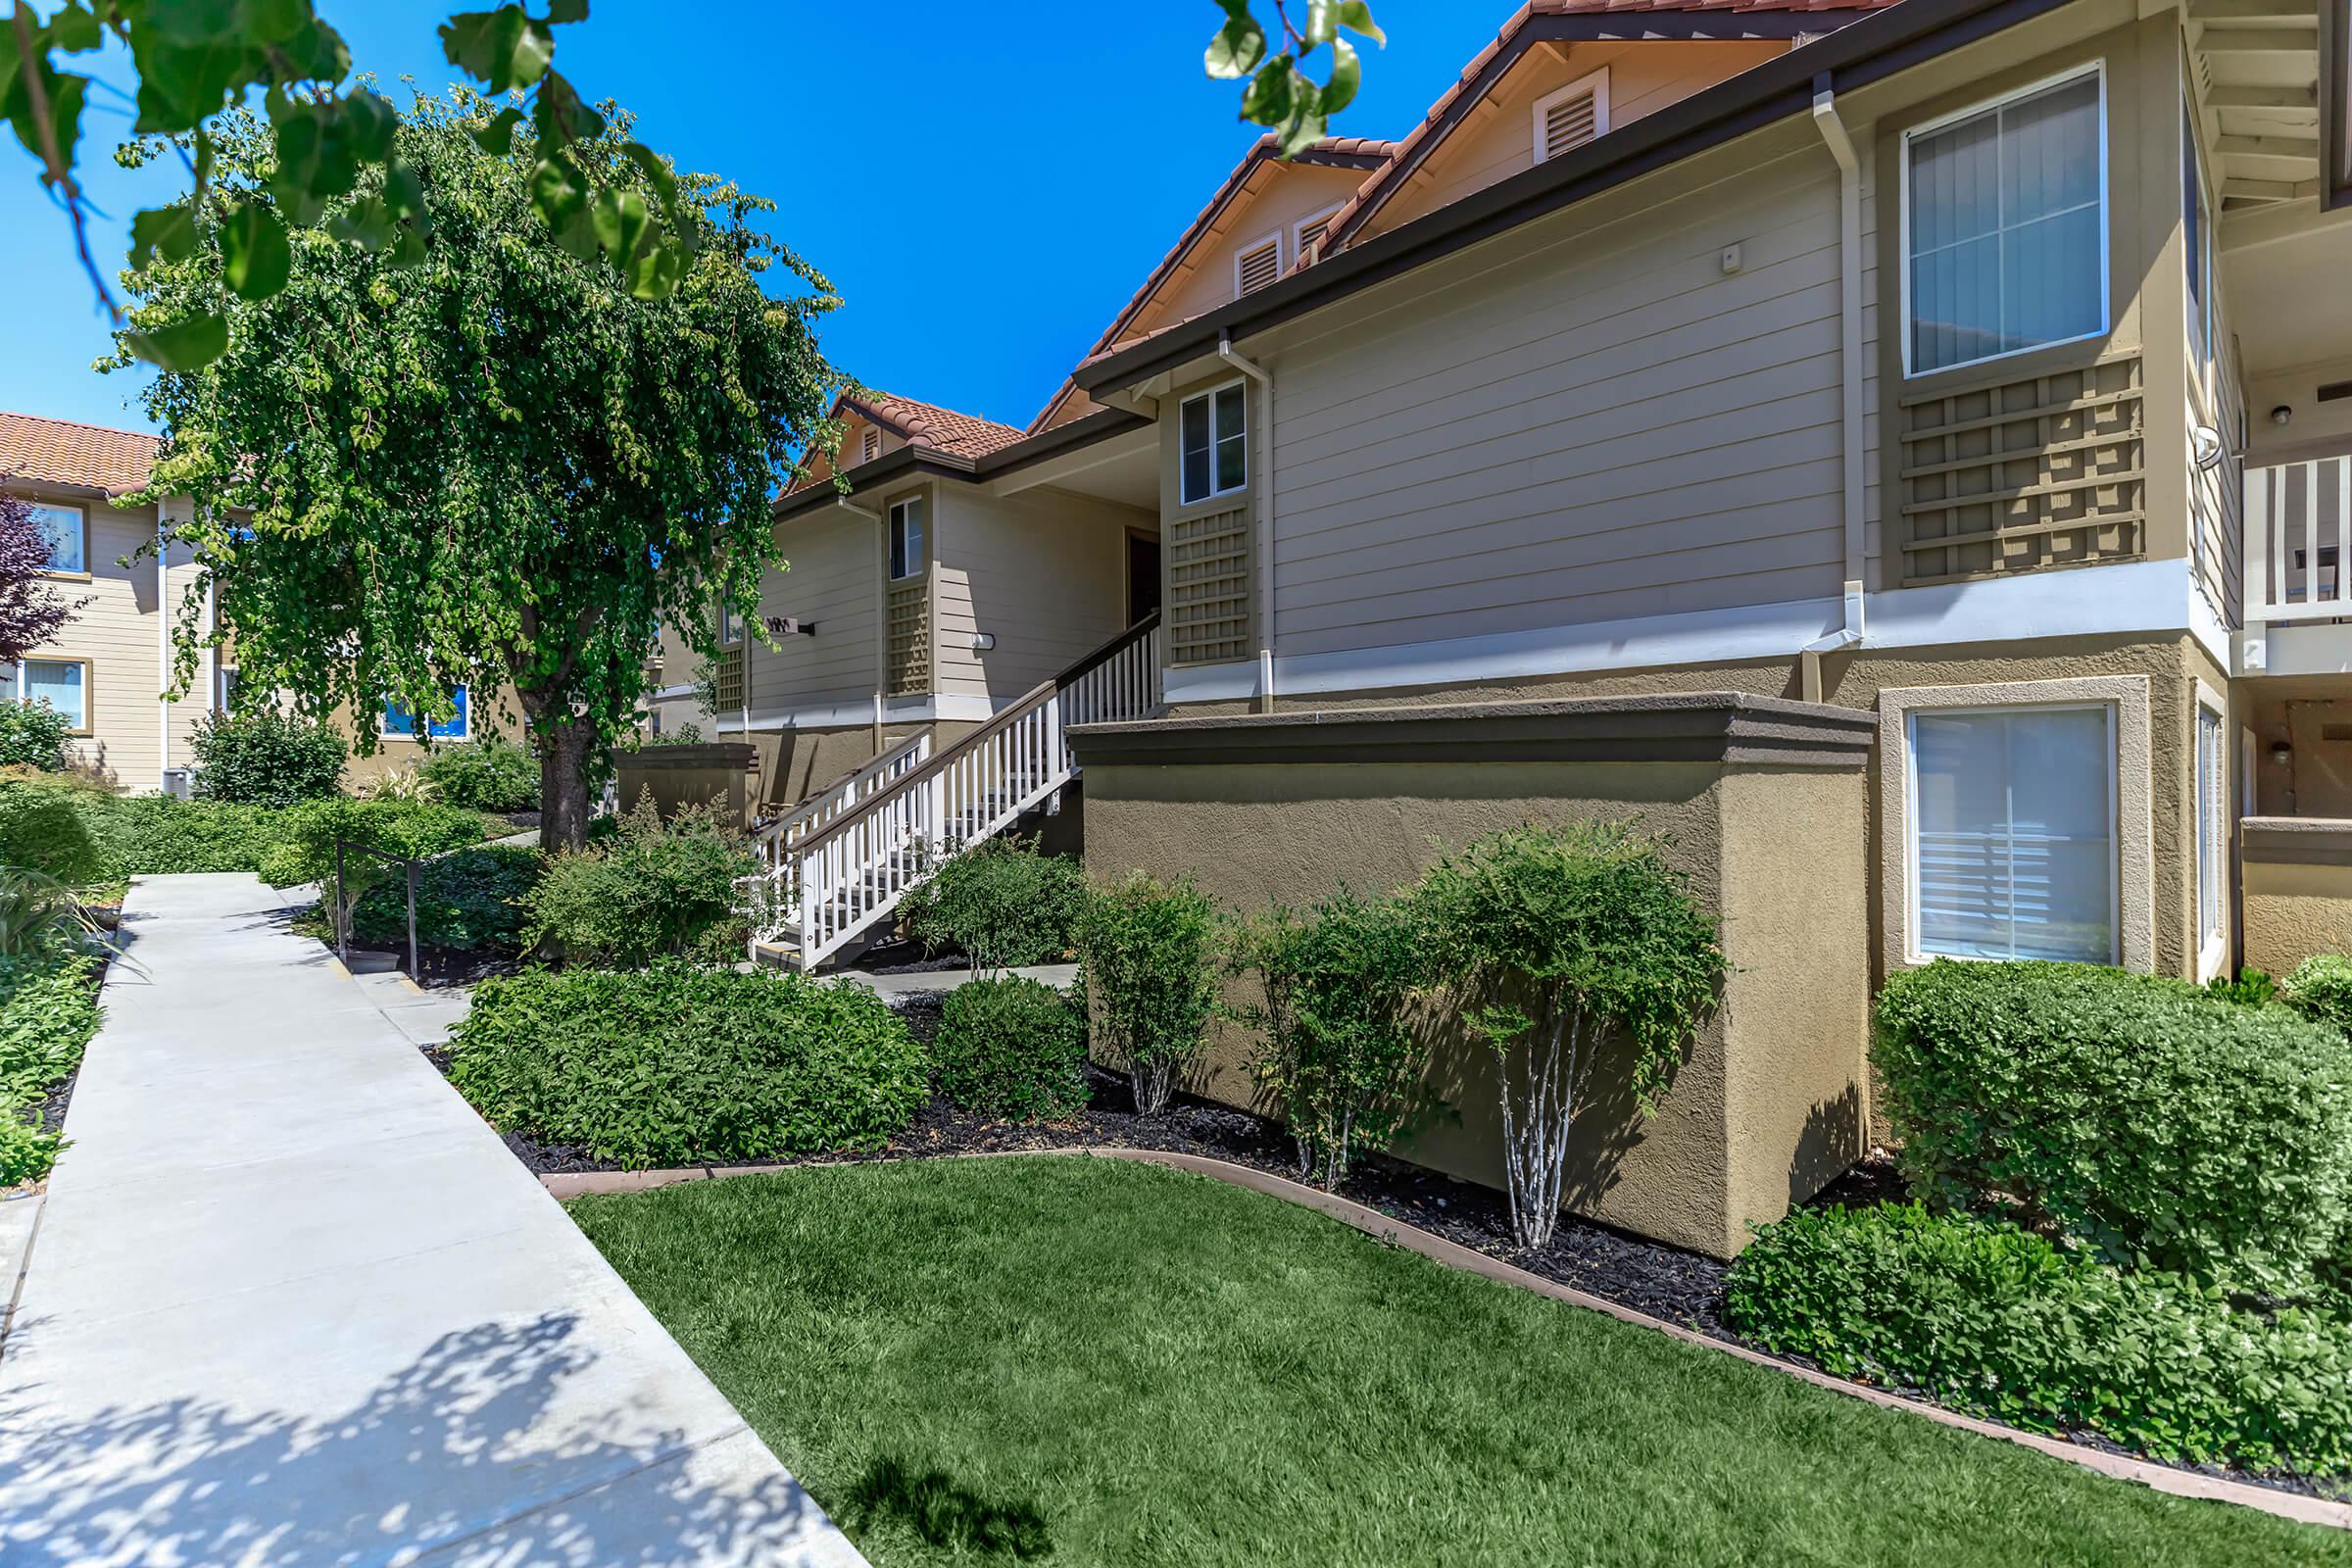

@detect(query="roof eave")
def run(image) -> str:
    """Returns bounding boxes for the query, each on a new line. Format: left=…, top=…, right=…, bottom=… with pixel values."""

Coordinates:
left=769, top=406, right=1152, bottom=523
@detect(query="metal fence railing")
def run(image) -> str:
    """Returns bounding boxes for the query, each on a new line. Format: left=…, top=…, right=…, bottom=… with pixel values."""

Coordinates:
left=331, top=838, right=422, bottom=978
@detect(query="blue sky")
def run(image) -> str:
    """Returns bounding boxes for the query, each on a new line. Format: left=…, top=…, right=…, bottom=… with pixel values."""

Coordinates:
left=0, top=2, right=1508, bottom=436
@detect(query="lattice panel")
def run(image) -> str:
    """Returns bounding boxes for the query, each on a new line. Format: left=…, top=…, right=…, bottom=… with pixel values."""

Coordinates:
left=710, top=649, right=744, bottom=712
left=1168, top=503, right=1251, bottom=665
left=1898, top=353, right=2144, bottom=586
left=886, top=577, right=929, bottom=695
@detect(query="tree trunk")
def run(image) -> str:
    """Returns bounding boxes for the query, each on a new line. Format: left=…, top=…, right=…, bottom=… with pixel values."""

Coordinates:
left=540, top=718, right=596, bottom=853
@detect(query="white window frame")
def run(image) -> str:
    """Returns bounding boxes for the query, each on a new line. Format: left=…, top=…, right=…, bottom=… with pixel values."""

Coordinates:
left=2194, top=686, right=2229, bottom=982
left=381, top=683, right=471, bottom=743
left=19, top=656, right=92, bottom=736
left=215, top=662, right=240, bottom=714
left=888, top=496, right=925, bottom=581
left=1178, top=380, right=1250, bottom=508
left=1294, top=203, right=1344, bottom=263
left=1531, top=68, right=1611, bottom=163
left=1898, top=62, right=2111, bottom=379
left=26, top=500, right=88, bottom=576
left=2182, top=97, right=2217, bottom=387
left=1232, top=229, right=1284, bottom=298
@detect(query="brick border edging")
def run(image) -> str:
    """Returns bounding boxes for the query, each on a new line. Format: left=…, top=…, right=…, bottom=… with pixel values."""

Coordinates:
left=545, top=1148, right=2352, bottom=1533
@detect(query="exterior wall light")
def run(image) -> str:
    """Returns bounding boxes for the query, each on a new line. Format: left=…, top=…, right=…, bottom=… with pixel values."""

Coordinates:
left=971, top=632, right=997, bottom=653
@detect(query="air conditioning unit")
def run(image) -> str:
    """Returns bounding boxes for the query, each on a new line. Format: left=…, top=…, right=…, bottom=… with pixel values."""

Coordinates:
left=161, top=768, right=195, bottom=800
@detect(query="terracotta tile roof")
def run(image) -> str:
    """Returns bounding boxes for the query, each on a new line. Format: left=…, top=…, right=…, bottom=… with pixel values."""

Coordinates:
left=0, top=411, right=159, bottom=498
left=1312, top=0, right=1899, bottom=253
left=840, top=391, right=1026, bottom=460
left=1027, top=133, right=1399, bottom=432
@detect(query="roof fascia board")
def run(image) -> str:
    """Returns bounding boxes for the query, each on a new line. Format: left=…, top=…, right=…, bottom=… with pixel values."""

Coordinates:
left=1073, top=0, right=2077, bottom=396
left=768, top=408, right=1152, bottom=523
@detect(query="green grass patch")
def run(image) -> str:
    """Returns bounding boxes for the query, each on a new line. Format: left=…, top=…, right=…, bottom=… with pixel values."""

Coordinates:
left=571, top=1156, right=2351, bottom=1567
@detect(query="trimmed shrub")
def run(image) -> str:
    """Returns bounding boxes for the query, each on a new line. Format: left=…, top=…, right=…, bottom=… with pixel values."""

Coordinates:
left=904, top=839, right=1088, bottom=975
left=935, top=976, right=1088, bottom=1120
left=2284, top=954, right=2352, bottom=1040
left=1233, top=886, right=1430, bottom=1190
left=0, top=701, right=73, bottom=771
left=188, top=709, right=347, bottom=806
left=447, top=963, right=928, bottom=1166
left=74, top=795, right=290, bottom=877
left=1079, top=871, right=1219, bottom=1116
left=519, top=796, right=754, bottom=967
left=0, top=777, right=103, bottom=884
left=1874, top=958, right=2352, bottom=1296
left=417, top=733, right=541, bottom=812
left=1410, top=821, right=1725, bottom=1250
left=351, top=845, right=541, bottom=952
left=1726, top=1203, right=2352, bottom=1477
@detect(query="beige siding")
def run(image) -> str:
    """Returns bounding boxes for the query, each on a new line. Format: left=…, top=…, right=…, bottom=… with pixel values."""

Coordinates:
left=1124, top=163, right=1367, bottom=341
left=1265, top=130, right=1852, bottom=657
left=748, top=502, right=883, bottom=713
left=932, top=486, right=1146, bottom=700
left=1360, top=40, right=1789, bottom=240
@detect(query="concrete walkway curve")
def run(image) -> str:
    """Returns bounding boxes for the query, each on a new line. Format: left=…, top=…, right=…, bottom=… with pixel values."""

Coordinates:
left=0, top=874, right=864, bottom=1568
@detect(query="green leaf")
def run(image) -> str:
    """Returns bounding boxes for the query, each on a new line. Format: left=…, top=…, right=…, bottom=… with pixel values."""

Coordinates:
left=1237, top=55, right=1293, bottom=125
left=220, top=202, right=292, bottom=300
left=326, top=197, right=394, bottom=252
left=439, top=7, right=553, bottom=95
left=1303, top=1, right=1338, bottom=46
left=625, top=234, right=684, bottom=300
left=386, top=225, right=428, bottom=270
left=383, top=160, right=427, bottom=220
left=548, top=207, right=601, bottom=263
left=529, top=155, right=587, bottom=227
left=125, top=312, right=229, bottom=371
left=240, top=0, right=316, bottom=44
left=531, top=76, right=604, bottom=149
left=547, top=0, right=590, bottom=21
left=471, top=105, right=524, bottom=153
left=1205, top=16, right=1266, bottom=80
left=126, top=32, right=252, bottom=132
left=49, top=2, right=102, bottom=53
left=129, top=202, right=199, bottom=270
left=342, top=89, right=398, bottom=164
left=1319, top=35, right=1360, bottom=116
left=591, top=186, right=650, bottom=266
left=273, top=102, right=360, bottom=199
left=1333, top=1, right=1385, bottom=45
left=7, top=65, right=86, bottom=181
left=618, top=140, right=677, bottom=207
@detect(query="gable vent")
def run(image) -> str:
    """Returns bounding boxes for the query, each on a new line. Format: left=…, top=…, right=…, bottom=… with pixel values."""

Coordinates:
left=861, top=428, right=880, bottom=464
left=1542, top=88, right=1599, bottom=160
left=1297, top=218, right=1331, bottom=257
left=1236, top=237, right=1282, bottom=296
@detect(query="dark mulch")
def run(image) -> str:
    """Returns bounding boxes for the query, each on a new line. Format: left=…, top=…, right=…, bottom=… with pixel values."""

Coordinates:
left=344, top=938, right=525, bottom=990
left=34, top=1065, right=78, bottom=1139
left=854, top=935, right=977, bottom=976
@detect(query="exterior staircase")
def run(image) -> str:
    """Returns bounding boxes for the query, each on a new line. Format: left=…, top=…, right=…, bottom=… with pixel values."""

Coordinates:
left=738, top=612, right=1162, bottom=970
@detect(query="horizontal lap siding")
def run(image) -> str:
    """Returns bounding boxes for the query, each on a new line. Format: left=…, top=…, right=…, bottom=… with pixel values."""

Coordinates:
left=934, top=488, right=1141, bottom=701
left=1271, top=142, right=1851, bottom=659
left=749, top=507, right=878, bottom=710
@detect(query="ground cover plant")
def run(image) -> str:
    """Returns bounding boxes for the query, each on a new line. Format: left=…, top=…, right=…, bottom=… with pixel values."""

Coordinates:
left=349, top=845, right=541, bottom=953
left=519, top=796, right=754, bottom=966
left=0, top=942, right=103, bottom=1188
left=447, top=964, right=927, bottom=1167
left=1078, top=871, right=1220, bottom=1115
left=901, top=840, right=1087, bottom=976
left=1411, top=821, right=1726, bottom=1250
left=71, top=794, right=299, bottom=878
left=258, top=798, right=506, bottom=946
left=932, top=978, right=1088, bottom=1120
left=571, top=1156, right=2352, bottom=1567
left=187, top=709, right=347, bottom=806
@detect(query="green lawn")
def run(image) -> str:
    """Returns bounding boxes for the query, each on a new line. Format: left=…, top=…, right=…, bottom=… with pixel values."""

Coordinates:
left=571, top=1156, right=2352, bottom=1568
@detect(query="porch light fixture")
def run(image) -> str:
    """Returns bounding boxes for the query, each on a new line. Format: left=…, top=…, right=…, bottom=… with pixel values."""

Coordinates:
left=2273, top=742, right=2294, bottom=764
left=2191, top=425, right=2227, bottom=471
left=2272, top=405, right=2294, bottom=426
left=971, top=632, right=997, bottom=653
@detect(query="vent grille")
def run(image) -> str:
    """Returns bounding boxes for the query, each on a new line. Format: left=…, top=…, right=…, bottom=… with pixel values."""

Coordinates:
left=2319, top=380, right=2352, bottom=404
left=1542, top=89, right=1599, bottom=161
left=1297, top=218, right=1330, bottom=258
left=1236, top=238, right=1282, bottom=296
left=860, top=428, right=879, bottom=464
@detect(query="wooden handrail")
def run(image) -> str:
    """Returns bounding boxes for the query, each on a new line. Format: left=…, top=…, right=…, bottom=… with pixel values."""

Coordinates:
left=1054, top=610, right=1160, bottom=688
left=760, top=730, right=925, bottom=840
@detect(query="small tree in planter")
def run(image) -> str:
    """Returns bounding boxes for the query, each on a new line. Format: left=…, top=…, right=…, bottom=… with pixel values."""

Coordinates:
left=1412, top=822, right=1725, bottom=1250
left=1232, top=886, right=1429, bottom=1190
left=1079, top=871, right=1219, bottom=1115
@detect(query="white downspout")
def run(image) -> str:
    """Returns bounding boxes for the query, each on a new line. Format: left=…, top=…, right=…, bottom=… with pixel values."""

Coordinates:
left=1218, top=331, right=1276, bottom=712
left=157, top=512, right=171, bottom=790
left=1806, top=81, right=1867, bottom=704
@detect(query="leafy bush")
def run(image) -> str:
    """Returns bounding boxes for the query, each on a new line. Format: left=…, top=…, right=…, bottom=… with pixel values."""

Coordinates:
left=0, top=1106, right=62, bottom=1189
left=74, top=795, right=289, bottom=876
left=904, top=839, right=1088, bottom=975
left=1874, top=958, right=2352, bottom=1297
left=256, top=798, right=498, bottom=946
left=935, top=976, right=1088, bottom=1120
left=417, top=733, right=541, bottom=812
left=0, top=701, right=73, bottom=771
left=350, top=845, right=542, bottom=952
left=2206, top=966, right=2279, bottom=1006
left=1726, top=1203, right=2352, bottom=1477
left=519, top=796, right=754, bottom=967
left=0, top=945, right=101, bottom=1188
left=0, top=777, right=103, bottom=884
left=2284, top=954, right=2352, bottom=1040
left=188, top=708, right=347, bottom=806
left=1079, top=871, right=1219, bottom=1116
left=1410, top=821, right=1725, bottom=1250
left=1233, top=886, right=1429, bottom=1190
left=447, top=963, right=928, bottom=1166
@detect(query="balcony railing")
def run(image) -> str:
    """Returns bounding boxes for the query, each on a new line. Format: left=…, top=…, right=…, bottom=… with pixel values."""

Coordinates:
left=2247, top=455, right=2352, bottom=623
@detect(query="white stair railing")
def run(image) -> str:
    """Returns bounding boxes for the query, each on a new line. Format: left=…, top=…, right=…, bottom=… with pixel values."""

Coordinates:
left=749, top=730, right=930, bottom=874
left=2246, top=455, right=2352, bottom=623
left=742, top=613, right=1161, bottom=969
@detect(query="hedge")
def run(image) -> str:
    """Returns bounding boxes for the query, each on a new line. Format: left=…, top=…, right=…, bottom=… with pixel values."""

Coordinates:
left=350, top=845, right=541, bottom=952
left=1726, top=1203, right=2352, bottom=1478
left=0, top=777, right=104, bottom=885
left=1873, top=958, right=2352, bottom=1297
left=934, top=976, right=1089, bottom=1120
left=446, top=964, right=928, bottom=1166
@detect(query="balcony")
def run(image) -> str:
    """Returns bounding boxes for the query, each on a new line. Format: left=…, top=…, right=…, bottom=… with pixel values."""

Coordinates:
left=2240, top=453, right=2352, bottom=675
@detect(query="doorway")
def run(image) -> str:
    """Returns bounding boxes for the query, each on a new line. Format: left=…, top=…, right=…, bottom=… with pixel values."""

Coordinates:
left=1126, top=533, right=1162, bottom=625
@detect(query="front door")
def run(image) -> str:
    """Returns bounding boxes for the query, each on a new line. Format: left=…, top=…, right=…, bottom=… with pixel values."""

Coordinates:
left=1127, top=533, right=1162, bottom=625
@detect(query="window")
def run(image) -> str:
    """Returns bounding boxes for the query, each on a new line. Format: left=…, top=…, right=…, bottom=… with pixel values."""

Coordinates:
left=27, top=503, right=85, bottom=574
left=889, top=496, right=924, bottom=580
left=1904, top=68, right=2106, bottom=375
left=1234, top=233, right=1282, bottom=297
left=22, top=658, right=89, bottom=734
left=2196, top=699, right=2228, bottom=973
left=1907, top=704, right=2117, bottom=962
left=383, top=685, right=469, bottom=741
left=2183, top=103, right=2213, bottom=375
left=860, top=427, right=880, bottom=465
left=215, top=664, right=240, bottom=714
left=1178, top=382, right=1248, bottom=507
left=1533, top=70, right=1609, bottom=163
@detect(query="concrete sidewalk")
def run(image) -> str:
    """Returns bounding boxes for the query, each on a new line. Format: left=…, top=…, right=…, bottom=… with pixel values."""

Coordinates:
left=0, top=874, right=863, bottom=1568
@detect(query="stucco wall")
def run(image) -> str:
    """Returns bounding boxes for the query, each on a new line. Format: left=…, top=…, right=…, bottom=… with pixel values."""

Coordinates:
left=2240, top=819, right=2352, bottom=976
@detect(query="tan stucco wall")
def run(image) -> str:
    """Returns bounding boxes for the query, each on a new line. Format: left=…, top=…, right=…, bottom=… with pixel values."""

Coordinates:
left=2242, top=858, right=2352, bottom=977
left=1081, top=754, right=1870, bottom=1257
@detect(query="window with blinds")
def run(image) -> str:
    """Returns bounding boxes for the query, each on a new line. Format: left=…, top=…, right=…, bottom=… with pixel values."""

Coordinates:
left=1235, top=235, right=1282, bottom=297
left=1533, top=70, right=1609, bottom=163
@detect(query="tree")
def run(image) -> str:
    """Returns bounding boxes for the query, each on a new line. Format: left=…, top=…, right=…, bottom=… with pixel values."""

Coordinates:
left=1206, top=1, right=1385, bottom=155
left=118, top=88, right=840, bottom=848
left=0, top=492, right=84, bottom=660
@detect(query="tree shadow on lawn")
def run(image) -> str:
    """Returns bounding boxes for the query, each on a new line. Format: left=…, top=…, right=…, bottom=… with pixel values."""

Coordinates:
left=843, top=1454, right=1054, bottom=1560
left=0, top=1311, right=839, bottom=1565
